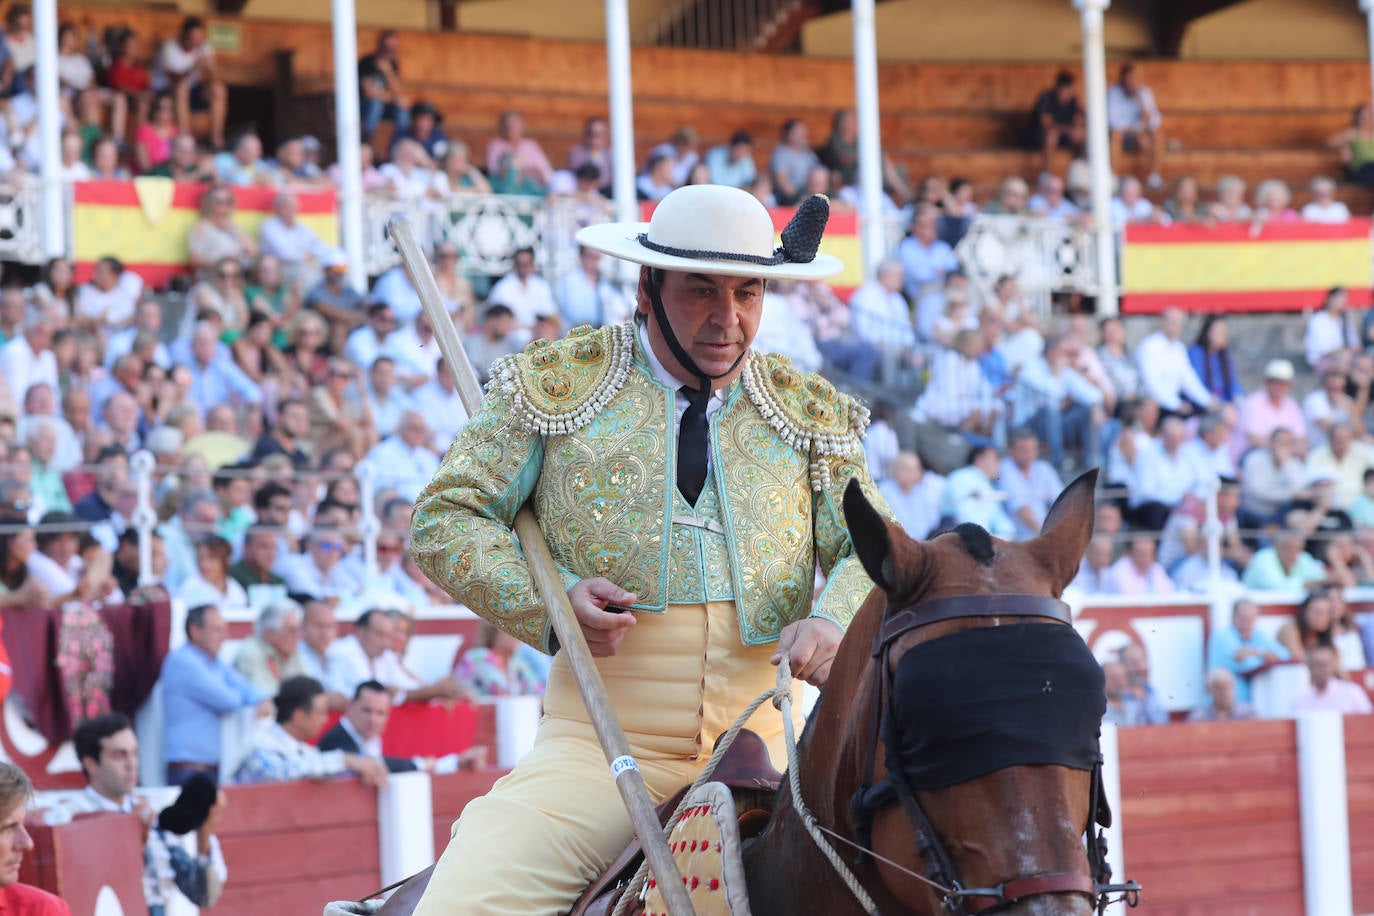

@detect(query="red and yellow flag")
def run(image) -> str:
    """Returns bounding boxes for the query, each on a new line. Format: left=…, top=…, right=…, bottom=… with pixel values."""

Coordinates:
left=71, top=180, right=338, bottom=286
left=1122, top=219, right=1373, bottom=314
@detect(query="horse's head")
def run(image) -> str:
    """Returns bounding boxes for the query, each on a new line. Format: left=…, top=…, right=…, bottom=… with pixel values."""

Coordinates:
left=830, top=469, right=1106, bottom=916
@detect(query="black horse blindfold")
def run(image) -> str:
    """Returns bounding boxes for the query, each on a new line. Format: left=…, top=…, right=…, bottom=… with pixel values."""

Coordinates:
left=885, top=623, right=1107, bottom=790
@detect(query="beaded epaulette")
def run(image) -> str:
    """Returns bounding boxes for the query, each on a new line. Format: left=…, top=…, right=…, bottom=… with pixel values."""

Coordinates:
left=491, top=323, right=636, bottom=436
left=741, top=351, right=870, bottom=491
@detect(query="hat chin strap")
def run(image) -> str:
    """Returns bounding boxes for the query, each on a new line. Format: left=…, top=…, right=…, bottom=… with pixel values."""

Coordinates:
left=646, top=271, right=746, bottom=389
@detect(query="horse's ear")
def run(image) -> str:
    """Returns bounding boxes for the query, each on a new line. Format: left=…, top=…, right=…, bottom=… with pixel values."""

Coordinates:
left=843, top=478, right=896, bottom=592
left=1029, top=468, right=1098, bottom=593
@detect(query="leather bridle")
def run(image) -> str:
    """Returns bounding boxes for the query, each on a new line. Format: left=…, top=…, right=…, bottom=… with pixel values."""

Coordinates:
left=846, top=593, right=1141, bottom=915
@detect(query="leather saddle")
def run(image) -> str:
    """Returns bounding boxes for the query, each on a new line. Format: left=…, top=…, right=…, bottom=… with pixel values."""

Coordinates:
left=374, top=729, right=781, bottom=916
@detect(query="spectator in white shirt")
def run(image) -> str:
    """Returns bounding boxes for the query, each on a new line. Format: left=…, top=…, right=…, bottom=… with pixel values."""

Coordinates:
left=1106, top=62, right=1164, bottom=188
left=343, top=302, right=397, bottom=371
left=849, top=259, right=915, bottom=383
left=0, top=312, right=58, bottom=410
left=360, top=410, right=441, bottom=502
left=1028, top=173, right=1080, bottom=220
left=1302, top=368, right=1360, bottom=449
left=327, top=609, right=466, bottom=704
left=1300, top=176, right=1351, bottom=224
left=1306, top=423, right=1374, bottom=511
left=232, top=675, right=388, bottom=786
left=1126, top=416, right=1216, bottom=531
left=105, top=299, right=172, bottom=371
left=877, top=452, right=945, bottom=540
left=74, top=257, right=142, bottom=336
left=151, top=16, right=228, bottom=149
left=409, top=358, right=468, bottom=453
left=274, top=528, right=363, bottom=600
left=1304, top=286, right=1357, bottom=371
left=1110, top=175, right=1164, bottom=230
left=381, top=310, right=440, bottom=388
left=487, top=248, right=557, bottom=330
left=1010, top=333, right=1104, bottom=469
left=258, top=192, right=328, bottom=281
left=910, top=330, right=1002, bottom=450
left=556, top=246, right=625, bottom=329
left=1134, top=307, right=1213, bottom=417
left=363, top=356, right=414, bottom=439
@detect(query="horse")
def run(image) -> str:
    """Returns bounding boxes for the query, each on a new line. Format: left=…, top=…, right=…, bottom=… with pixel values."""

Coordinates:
left=373, top=468, right=1128, bottom=916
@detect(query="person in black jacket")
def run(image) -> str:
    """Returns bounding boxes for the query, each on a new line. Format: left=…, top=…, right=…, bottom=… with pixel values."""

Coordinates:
left=316, top=679, right=418, bottom=773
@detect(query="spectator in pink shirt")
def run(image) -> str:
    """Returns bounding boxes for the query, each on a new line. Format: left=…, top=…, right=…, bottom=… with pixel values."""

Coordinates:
left=1237, top=359, right=1308, bottom=454
left=1291, top=644, right=1372, bottom=714
left=1101, top=535, right=1176, bottom=596
left=486, top=110, right=553, bottom=196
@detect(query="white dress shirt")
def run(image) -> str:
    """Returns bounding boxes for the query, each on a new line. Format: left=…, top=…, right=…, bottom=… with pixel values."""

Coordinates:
left=1134, top=331, right=1212, bottom=412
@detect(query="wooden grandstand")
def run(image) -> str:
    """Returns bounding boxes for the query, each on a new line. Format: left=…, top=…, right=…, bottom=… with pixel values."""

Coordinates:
left=73, top=6, right=1374, bottom=208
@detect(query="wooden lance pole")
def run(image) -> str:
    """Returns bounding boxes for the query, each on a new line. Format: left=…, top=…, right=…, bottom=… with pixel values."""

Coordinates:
left=389, top=218, right=696, bottom=916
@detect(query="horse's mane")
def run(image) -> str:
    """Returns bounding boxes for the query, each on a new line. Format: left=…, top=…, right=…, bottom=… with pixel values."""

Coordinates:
left=951, top=523, right=995, bottom=565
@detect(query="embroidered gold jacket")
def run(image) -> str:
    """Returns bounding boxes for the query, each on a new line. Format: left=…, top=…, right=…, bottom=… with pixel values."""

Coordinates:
left=411, top=322, right=887, bottom=653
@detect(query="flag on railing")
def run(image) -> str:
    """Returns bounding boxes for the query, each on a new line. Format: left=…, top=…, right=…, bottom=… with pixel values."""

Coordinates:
left=1121, top=219, right=1373, bottom=314
left=70, top=181, right=338, bottom=286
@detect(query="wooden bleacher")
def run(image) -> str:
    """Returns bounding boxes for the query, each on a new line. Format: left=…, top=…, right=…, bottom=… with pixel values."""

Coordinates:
left=71, top=5, right=1373, bottom=206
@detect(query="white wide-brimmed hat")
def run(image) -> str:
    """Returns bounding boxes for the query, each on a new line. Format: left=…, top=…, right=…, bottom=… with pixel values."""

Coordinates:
left=576, top=184, right=844, bottom=281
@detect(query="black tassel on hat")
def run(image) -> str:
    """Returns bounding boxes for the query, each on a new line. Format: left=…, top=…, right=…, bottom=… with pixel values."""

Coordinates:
left=779, top=194, right=830, bottom=264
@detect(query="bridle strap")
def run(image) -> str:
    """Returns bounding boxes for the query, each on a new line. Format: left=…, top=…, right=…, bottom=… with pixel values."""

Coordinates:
left=874, top=594, right=1072, bottom=658
left=960, top=873, right=1099, bottom=914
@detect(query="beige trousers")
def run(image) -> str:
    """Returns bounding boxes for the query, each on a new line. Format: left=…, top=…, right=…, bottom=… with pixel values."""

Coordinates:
left=413, top=601, right=793, bottom=916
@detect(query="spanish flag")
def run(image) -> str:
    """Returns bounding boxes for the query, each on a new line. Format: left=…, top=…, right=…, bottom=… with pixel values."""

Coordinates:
left=1122, top=219, right=1373, bottom=314
left=71, top=180, right=339, bottom=287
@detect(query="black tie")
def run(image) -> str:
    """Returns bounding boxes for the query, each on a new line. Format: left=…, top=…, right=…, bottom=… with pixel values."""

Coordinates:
left=678, top=384, right=711, bottom=505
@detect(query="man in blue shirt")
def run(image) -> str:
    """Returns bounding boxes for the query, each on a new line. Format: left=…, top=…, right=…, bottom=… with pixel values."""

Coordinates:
left=185, top=323, right=261, bottom=412
left=1206, top=598, right=1289, bottom=704
left=160, top=604, right=272, bottom=785
left=897, top=203, right=960, bottom=322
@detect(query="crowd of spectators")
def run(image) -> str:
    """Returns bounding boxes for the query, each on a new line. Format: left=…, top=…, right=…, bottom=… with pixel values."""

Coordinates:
left=0, top=18, right=1371, bottom=908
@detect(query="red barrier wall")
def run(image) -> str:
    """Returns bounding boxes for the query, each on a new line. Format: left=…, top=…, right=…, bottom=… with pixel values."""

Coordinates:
left=1118, top=720, right=1304, bottom=915
left=214, top=779, right=381, bottom=916
left=1348, top=716, right=1374, bottom=914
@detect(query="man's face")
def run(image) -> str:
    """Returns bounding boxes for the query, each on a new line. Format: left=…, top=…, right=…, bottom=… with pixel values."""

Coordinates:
left=370, top=308, right=396, bottom=335
left=1121, top=644, right=1149, bottom=682
left=514, top=252, right=535, bottom=280
left=275, top=193, right=300, bottom=221
left=191, top=328, right=217, bottom=364
left=358, top=615, right=394, bottom=659
left=264, top=613, right=301, bottom=658
left=279, top=403, right=309, bottom=439
left=348, top=688, right=391, bottom=741
left=173, top=135, right=197, bottom=166
left=911, top=211, right=937, bottom=244
left=1161, top=309, right=1184, bottom=340
left=0, top=799, right=32, bottom=888
left=1208, top=674, right=1235, bottom=712
left=310, top=531, right=346, bottom=572
left=183, top=25, right=205, bottom=49
left=1308, top=647, right=1337, bottom=690
left=1122, top=67, right=1140, bottom=93
left=1010, top=437, right=1038, bottom=469
left=258, top=493, right=293, bottom=527
left=189, top=607, right=227, bottom=658
left=399, top=414, right=429, bottom=449
left=303, top=603, right=337, bottom=653
left=86, top=728, right=139, bottom=800
left=94, top=262, right=117, bottom=291
left=371, top=361, right=395, bottom=393
left=291, top=693, right=330, bottom=740
left=0, top=291, right=23, bottom=327
left=638, top=270, right=763, bottom=386
left=243, top=532, right=277, bottom=570
left=1233, top=602, right=1258, bottom=639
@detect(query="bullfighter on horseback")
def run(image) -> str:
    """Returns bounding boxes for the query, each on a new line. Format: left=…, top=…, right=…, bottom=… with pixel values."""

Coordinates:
left=408, top=183, right=888, bottom=914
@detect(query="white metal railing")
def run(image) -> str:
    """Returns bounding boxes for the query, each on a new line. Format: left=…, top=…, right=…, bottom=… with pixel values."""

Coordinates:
left=363, top=193, right=615, bottom=283
left=637, top=0, right=802, bottom=50
left=955, top=214, right=1102, bottom=313
left=0, top=175, right=49, bottom=265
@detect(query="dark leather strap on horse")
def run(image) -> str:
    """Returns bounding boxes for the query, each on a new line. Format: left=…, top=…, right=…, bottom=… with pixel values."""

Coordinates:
left=873, top=594, right=1073, bottom=657
left=959, top=873, right=1099, bottom=913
